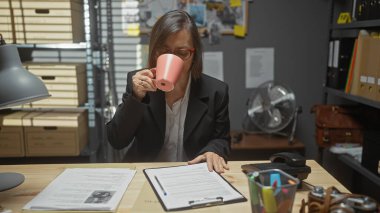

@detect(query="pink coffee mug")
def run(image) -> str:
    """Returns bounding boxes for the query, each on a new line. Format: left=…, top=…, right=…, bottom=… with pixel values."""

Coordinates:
left=154, top=54, right=184, bottom=92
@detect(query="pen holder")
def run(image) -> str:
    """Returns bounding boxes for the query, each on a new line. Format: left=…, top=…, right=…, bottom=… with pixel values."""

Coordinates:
left=247, top=169, right=300, bottom=213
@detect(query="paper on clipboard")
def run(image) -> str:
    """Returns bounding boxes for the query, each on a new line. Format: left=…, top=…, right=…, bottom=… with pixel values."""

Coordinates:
left=143, top=163, right=246, bottom=211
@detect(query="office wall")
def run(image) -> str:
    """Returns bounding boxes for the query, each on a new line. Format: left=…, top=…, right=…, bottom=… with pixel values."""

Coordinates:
left=202, top=0, right=330, bottom=159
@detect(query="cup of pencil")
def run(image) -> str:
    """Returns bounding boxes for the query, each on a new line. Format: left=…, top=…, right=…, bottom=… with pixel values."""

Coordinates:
left=247, top=169, right=300, bottom=213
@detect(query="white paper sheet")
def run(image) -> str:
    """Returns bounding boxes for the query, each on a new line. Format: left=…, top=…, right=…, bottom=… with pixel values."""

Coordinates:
left=245, top=48, right=274, bottom=88
left=203, top=51, right=224, bottom=81
left=144, top=163, right=245, bottom=210
left=23, top=168, right=136, bottom=211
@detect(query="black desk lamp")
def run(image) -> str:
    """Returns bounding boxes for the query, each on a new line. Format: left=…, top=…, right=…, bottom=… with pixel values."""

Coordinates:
left=0, top=34, right=50, bottom=191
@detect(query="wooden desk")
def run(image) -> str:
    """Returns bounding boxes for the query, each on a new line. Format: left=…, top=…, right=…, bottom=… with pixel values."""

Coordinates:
left=230, top=133, right=305, bottom=160
left=0, top=161, right=348, bottom=212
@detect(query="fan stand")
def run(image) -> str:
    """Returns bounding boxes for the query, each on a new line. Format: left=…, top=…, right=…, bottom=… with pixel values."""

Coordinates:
left=242, top=106, right=302, bottom=144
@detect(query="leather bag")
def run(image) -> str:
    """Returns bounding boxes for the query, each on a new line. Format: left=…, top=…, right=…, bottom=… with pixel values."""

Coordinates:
left=311, top=105, right=363, bottom=148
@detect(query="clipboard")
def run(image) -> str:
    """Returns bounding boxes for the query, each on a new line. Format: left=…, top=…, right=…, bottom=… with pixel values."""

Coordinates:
left=143, top=163, right=247, bottom=211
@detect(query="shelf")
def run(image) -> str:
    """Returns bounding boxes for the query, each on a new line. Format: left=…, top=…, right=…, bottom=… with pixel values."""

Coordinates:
left=338, top=155, right=380, bottom=186
left=324, top=87, right=380, bottom=109
left=16, top=43, right=86, bottom=50
left=331, top=29, right=360, bottom=38
left=8, top=106, right=89, bottom=112
left=332, top=19, right=380, bottom=29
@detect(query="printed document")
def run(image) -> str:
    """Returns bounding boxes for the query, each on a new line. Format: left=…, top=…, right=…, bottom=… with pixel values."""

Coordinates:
left=143, top=163, right=246, bottom=211
left=23, top=168, right=136, bottom=211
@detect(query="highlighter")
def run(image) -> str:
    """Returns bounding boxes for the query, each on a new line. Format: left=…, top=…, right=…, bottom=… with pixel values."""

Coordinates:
left=262, top=187, right=277, bottom=213
left=249, top=173, right=260, bottom=207
left=270, top=173, right=281, bottom=195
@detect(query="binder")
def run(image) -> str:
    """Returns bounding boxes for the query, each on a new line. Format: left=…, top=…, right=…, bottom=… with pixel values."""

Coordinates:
left=327, top=39, right=355, bottom=89
left=143, top=163, right=247, bottom=211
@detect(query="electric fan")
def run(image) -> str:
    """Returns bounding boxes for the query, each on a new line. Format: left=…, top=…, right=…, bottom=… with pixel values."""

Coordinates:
left=242, top=81, right=301, bottom=143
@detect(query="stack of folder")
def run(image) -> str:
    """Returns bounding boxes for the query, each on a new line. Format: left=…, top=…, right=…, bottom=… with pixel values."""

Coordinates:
left=345, top=30, right=380, bottom=102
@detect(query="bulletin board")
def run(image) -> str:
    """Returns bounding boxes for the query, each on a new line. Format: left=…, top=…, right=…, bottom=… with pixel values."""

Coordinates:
left=123, top=0, right=248, bottom=35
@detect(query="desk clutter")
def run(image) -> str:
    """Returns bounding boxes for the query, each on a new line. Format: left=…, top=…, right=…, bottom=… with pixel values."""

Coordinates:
left=247, top=169, right=299, bottom=213
left=0, top=0, right=84, bottom=44
left=300, top=186, right=378, bottom=213
left=0, top=110, right=88, bottom=157
left=0, top=161, right=378, bottom=212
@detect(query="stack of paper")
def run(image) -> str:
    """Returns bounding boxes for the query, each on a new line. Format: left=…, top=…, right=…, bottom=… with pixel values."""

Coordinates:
left=23, top=168, right=136, bottom=212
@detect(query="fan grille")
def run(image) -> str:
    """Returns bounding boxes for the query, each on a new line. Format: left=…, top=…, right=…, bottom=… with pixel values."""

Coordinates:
left=247, top=81, right=296, bottom=133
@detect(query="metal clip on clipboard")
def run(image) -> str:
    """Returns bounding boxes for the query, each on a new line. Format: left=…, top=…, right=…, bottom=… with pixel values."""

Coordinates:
left=188, top=197, right=224, bottom=208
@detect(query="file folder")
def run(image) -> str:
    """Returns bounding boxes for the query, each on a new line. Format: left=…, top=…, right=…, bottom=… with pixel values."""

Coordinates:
left=350, top=31, right=370, bottom=96
left=359, top=36, right=380, bottom=101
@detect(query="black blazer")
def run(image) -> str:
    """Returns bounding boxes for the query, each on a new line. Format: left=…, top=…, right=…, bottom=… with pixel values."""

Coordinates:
left=106, top=71, right=231, bottom=162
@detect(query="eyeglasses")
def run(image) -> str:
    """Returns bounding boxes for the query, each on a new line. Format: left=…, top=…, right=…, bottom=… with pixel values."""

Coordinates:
left=157, top=47, right=195, bottom=60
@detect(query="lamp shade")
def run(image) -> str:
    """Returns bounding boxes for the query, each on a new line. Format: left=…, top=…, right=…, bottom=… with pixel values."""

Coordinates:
left=0, top=44, right=50, bottom=109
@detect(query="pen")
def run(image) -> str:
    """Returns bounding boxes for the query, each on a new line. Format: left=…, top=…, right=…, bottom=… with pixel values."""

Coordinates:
left=154, top=175, right=167, bottom=196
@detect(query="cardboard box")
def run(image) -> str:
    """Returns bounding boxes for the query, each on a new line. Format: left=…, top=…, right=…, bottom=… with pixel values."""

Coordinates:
left=22, top=63, right=87, bottom=108
left=0, top=112, right=28, bottom=157
left=0, top=0, right=84, bottom=43
left=0, top=126, right=25, bottom=157
left=24, top=110, right=88, bottom=156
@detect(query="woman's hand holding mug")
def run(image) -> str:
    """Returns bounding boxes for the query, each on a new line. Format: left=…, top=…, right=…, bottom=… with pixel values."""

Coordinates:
left=132, top=69, right=157, bottom=101
left=132, top=53, right=184, bottom=101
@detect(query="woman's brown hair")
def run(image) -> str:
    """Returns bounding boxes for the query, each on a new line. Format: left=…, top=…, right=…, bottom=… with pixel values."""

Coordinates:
left=148, top=10, right=203, bottom=79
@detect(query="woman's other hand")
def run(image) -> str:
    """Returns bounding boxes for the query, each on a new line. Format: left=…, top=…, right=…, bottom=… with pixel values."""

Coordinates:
left=188, top=152, right=229, bottom=173
left=132, top=69, right=157, bottom=101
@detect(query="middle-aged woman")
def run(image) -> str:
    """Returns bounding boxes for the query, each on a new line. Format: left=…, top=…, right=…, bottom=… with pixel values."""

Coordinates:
left=106, top=10, right=231, bottom=173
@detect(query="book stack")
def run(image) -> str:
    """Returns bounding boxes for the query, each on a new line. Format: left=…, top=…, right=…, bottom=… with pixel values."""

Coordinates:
left=0, top=110, right=88, bottom=157
left=20, top=63, right=87, bottom=108
left=0, top=0, right=84, bottom=44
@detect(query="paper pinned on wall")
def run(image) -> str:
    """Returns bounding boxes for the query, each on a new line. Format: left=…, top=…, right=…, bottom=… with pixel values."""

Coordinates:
left=122, top=0, right=140, bottom=36
left=245, top=48, right=274, bottom=88
left=233, top=25, right=245, bottom=37
left=230, top=0, right=242, bottom=7
left=125, top=23, right=140, bottom=36
left=203, top=51, right=224, bottom=81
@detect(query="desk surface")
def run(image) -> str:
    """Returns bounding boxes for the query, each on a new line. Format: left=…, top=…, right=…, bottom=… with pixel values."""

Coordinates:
left=0, top=161, right=348, bottom=212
